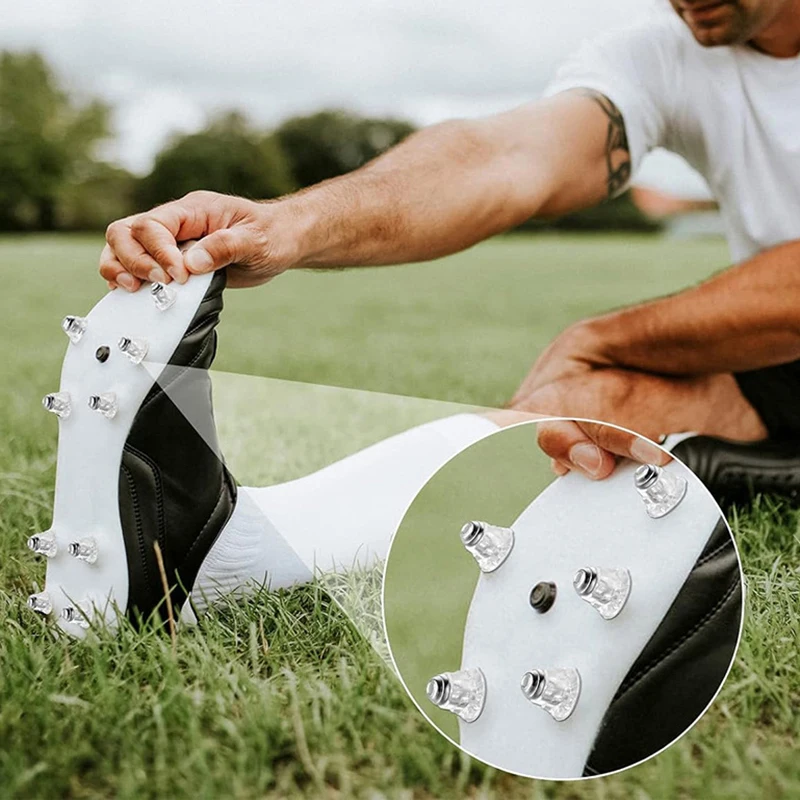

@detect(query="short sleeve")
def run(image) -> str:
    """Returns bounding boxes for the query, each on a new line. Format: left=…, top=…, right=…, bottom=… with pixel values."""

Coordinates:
left=543, top=20, right=681, bottom=179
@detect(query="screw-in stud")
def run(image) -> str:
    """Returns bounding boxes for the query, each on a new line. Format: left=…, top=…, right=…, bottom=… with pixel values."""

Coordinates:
left=68, top=537, right=98, bottom=564
left=118, top=336, right=149, bottom=364
left=426, top=667, right=487, bottom=723
left=62, top=605, right=91, bottom=629
left=27, top=532, right=57, bottom=558
left=151, top=282, right=176, bottom=311
left=573, top=567, right=632, bottom=620
left=87, top=392, right=118, bottom=419
left=529, top=581, right=557, bottom=613
left=634, top=464, right=687, bottom=518
left=520, top=667, right=581, bottom=722
left=27, top=592, right=53, bottom=615
left=62, top=315, right=88, bottom=344
left=42, top=392, right=71, bottom=419
left=460, top=520, right=515, bottom=572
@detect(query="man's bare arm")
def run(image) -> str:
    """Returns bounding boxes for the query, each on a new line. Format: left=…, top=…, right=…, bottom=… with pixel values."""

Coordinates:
left=289, top=90, right=630, bottom=268
left=100, top=90, right=629, bottom=290
left=575, top=239, right=800, bottom=375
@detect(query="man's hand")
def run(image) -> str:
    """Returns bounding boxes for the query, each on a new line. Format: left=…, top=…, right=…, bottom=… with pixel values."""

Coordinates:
left=100, top=191, right=298, bottom=291
left=508, top=316, right=767, bottom=478
left=540, top=417, right=670, bottom=480
left=510, top=321, right=609, bottom=405
left=511, top=370, right=671, bottom=479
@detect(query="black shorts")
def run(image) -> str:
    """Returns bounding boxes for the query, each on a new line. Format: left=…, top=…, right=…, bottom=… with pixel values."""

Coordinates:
left=734, top=360, right=800, bottom=439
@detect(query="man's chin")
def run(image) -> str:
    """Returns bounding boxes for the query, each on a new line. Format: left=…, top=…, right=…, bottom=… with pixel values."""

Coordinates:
left=678, top=5, right=749, bottom=47
left=686, top=22, right=743, bottom=47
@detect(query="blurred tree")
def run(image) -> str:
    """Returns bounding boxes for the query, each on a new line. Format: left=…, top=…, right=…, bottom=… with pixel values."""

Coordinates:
left=275, top=109, right=416, bottom=188
left=57, top=162, right=138, bottom=230
left=137, top=112, right=295, bottom=207
left=0, top=51, right=110, bottom=230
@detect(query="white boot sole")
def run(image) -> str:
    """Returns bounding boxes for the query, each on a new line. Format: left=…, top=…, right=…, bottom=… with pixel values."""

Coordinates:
left=33, top=273, right=214, bottom=637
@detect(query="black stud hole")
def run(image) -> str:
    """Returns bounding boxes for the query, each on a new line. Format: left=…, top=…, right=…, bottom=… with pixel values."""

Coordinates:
left=529, top=581, right=557, bottom=613
left=95, top=346, right=110, bottom=363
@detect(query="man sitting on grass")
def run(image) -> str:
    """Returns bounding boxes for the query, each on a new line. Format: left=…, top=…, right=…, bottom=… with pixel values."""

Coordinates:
left=99, top=0, right=800, bottom=487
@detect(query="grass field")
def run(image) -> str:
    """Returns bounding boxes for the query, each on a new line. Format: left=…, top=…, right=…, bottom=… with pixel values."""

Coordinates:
left=1, top=233, right=799, bottom=798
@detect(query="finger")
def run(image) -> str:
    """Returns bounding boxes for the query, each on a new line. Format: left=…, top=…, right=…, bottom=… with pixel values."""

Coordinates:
left=578, top=421, right=671, bottom=466
left=551, top=458, right=570, bottom=477
left=99, top=244, right=140, bottom=292
left=138, top=192, right=240, bottom=281
left=106, top=220, right=170, bottom=285
left=537, top=418, right=617, bottom=480
left=129, top=215, right=189, bottom=284
left=183, top=229, right=251, bottom=275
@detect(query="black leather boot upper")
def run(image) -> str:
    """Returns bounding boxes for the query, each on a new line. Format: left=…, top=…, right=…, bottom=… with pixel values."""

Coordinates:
left=118, top=271, right=237, bottom=623
left=671, top=435, right=800, bottom=505
left=584, top=518, right=741, bottom=775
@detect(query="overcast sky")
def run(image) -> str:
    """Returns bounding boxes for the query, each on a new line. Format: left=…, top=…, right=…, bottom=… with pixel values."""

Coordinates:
left=0, top=0, right=710, bottom=196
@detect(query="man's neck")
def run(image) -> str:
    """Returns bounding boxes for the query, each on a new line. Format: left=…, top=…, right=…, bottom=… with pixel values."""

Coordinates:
left=750, top=0, right=800, bottom=57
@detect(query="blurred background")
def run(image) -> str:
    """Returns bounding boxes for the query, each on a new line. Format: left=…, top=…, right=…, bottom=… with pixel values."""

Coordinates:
left=0, top=0, right=719, bottom=237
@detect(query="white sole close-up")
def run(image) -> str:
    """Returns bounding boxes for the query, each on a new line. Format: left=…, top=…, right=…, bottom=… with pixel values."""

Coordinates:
left=458, top=460, right=733, bottom=778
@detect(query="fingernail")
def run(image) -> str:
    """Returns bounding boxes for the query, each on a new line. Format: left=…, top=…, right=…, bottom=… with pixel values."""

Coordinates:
left=148, top=268, right=168, bottom=284
left=569, top=443, right=604, bottom=477
left=168, top=266, right=188, bottom=285
left=117, top=273, right=136, bottom=291
left=631, top=438, right=670, bottom=466
left=185, top=248, right=214, bottom=274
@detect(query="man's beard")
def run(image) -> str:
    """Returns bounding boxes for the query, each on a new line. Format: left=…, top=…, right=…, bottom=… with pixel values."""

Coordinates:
left=670, top=1, right=752, bottom=46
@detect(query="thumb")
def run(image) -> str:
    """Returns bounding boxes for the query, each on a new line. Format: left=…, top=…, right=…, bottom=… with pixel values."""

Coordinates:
left=537, top=419, right=617, bottom=480
left=183, top=228, right=250, bottom=274
left=579, top=421, right=671, bottom=467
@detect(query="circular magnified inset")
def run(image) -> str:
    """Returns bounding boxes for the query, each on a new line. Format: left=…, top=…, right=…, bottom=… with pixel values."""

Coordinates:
left=383, top=418, right=743, bottom=780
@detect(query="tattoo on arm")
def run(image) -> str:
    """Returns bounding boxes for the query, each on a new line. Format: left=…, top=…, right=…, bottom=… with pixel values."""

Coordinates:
left=578, top=90, right=631, bottom=198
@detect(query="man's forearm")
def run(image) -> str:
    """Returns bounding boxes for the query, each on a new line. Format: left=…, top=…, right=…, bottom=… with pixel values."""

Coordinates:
left=276, top=117, right=546, bottom=269
left=583, top=239, right=800, bottom=374
left=275, top=91, right=617, bottom=270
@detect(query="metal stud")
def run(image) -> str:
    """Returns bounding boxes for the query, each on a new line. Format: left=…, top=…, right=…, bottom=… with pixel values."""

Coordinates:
left=460, top=520, right=514, bottom=572
left=27, top=592, right=53, bottom=615
left=27, top=531, right=57, bottom=558
left=529, top=581, right=557, bottom=613
left=118, top=336, right=149, bottom=364
left=68, top=537, right=98, bottom=564
left=62, top=315, right=88, bottom=344
left=573, top=567, right=632, bottom=620
left=87, top=392, right=118, bottom=419
left=61, top=604, right=91, bottom=629
left=520, top=668, right=581, bottom=722
left=426, top=667, right=487, bottom=723
left=634, top=464, right=687, bottom=518
left=151, top=282, right=176, bottom=311
left=42, top=392, right=71, bottom=419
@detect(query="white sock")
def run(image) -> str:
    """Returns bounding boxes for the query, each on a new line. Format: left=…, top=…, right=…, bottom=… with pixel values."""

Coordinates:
left=185, top=413, right=498, bottom=616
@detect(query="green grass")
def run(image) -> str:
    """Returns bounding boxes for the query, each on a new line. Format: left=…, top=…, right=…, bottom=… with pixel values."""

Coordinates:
left=1, top=233, right=799, bottom=798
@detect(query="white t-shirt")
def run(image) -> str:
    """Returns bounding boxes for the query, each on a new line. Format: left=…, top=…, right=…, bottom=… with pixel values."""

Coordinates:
left=544, top=15, right=800, bottom=263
